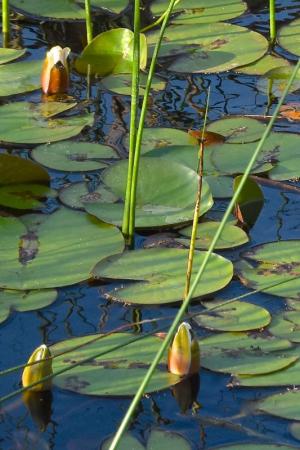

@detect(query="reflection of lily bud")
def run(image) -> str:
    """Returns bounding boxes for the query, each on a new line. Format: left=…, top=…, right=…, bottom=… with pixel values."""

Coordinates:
left=23, top=390, right=53, bottom=432
left=41, top=46, right=70, bottom=95
left=172, top=373, right=200, bottom=413
left=168, top=322, right=200, bottom=376
left=22, top=345, right=53, bottom=392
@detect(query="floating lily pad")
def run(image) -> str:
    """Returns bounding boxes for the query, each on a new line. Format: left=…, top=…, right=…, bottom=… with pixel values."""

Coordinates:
left=278, top=17, right=300, bottom=57
left=0, top=289, right=57, bottom=324
left=0, top=154, right=50, bottom=185
left=76, top=29, right=147, bottom=76
left=258, top=390, right=300, bottom=420
left=266, top=132, right=300, bottom=181
left=31, top=141, right=118, bottom=172
left=268, top=312, right=300, bottom=343
left=0, top=59, right=42, bottom=96
left=235, top=54, right=291, bottom=76
left=212, top=445, right=298, bottom=450
left=93, top=248, right=233, bottom=304
left=59, top=182, right=118, bottom=209
left=51, top=333, right=180, bottom=396
left=195, top=300, right=270, bottom=332
left=289, top=423, right=300, bottom=441
left=0, top=102, right=94, bottom=144
left=89, top=0, right=128, bottom=14
left=85, top=157, right=213, bottom=228
left=101, top=73, right=166, bottom=95
left=102, top=429, right=191, bottom=450
left=0, top=48, right=26, bottom=64
left=0, top=183, right=56, bottom=209
left=257, top=66, right=300, bottom=97
left=178, top=221, right=249, bottom=250
left=205, top=175, right=233, bottom=198
left=0, top=207, right=124, bottom=290
left=151, top=0, right=246, bottom=24
left=207, top=117, right=266, bottom=144
left=10, top=0, right=86, bottom=19
left=236, top=241, right=300, bottom=299
left=147, top=22, right=268, bottom=73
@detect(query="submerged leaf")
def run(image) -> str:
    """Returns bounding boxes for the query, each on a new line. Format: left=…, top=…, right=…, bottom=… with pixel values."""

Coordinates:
left=233, top=176, right=264, bottom=228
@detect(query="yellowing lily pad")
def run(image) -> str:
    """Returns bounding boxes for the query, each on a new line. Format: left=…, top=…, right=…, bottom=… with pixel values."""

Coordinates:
left=0, top=154, right=50, bottom=185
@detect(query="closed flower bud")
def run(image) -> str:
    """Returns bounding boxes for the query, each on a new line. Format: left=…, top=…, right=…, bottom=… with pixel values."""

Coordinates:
left=168, top=322, right=200, bottom=376
left=41, top=46, right=70, bottom=95
left=22, top=344, right=53, bottom=392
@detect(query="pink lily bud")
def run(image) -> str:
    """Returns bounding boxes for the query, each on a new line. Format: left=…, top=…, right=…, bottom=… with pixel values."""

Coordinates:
left=168, top=322, right=200, bottom=376
left=41, top=46, right=70, bottom=95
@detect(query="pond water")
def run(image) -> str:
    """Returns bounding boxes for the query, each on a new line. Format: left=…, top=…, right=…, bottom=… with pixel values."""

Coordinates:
left=1, top=1, right=300, bottom=449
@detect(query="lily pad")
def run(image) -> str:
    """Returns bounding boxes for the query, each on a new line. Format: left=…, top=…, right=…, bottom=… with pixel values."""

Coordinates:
left=93, top=247, right=233, bottom=305
left=258, top=390, right=300, bottom=420
left=0, top=183, right=56, bottom=209
left=0, top=59, right=42, bottom=96
left=235, top=54, right=291, bottom=76
left=205, top=175, right=233, bottom=198
left=289, top=423, right=300, bottom=441
left=59, top=182, right=118, bottom=209
left=212, top=445, right=298, bottom=450
left=200, top=331, right=296, bottom=375
left=278, top=17, right=300, bottom=57
left=0, top=48, right=26, bottom=64
left=257, top=66, right=300, bottom=97
left=195, top=300, right=270, bottom=332
left=31, top=141, right=118, bottom=172
left=0, top=102, right=94, bottom=144
left=101, top=73, right=166, bottom=95
left=51, top=332, right=180, bottom=396
left=146, top=22, right=268, bottom=73
left=85, top=157, right=213, bottom=228
left=268, top=312, right=300, bottom=343
left=75, top=29, right=147, bottom=76
left=178, top=221, right=249, bottom=250
left=0, top=154, right=50, bottom=185
left=0, top=207, right=124, bottom=290
left=10, top=0, right=86, bottom=19
left=102, top=429, right=191, bottom=450
left=89, top=0, right=128, bottom=14
left=266, top=132, right=300, bottom=181
left=0, top=288, right=57, bottom=324
left=151, top=0, right=246, bottom=25
left=236, top=241, right=300, bottom=299
left=207, top=117, right=266, bottom=144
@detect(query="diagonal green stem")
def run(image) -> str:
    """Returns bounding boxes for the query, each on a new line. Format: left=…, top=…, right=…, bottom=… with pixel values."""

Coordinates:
left=109, top=58, right=300, bottom=450
left=122, top=0, right=140, bottom=245
left=127, top=0, right=178, bottom=243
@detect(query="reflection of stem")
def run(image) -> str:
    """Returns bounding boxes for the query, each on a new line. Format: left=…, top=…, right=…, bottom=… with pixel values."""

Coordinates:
left=2, top=0, right=9, bottom=46
left=265, top=77, right=274, bottom=116
left=184, top=87, right=210, bottom=300
left=86, top=64, right=91, bottom=99
left=140, top=0, right=180, bottom=33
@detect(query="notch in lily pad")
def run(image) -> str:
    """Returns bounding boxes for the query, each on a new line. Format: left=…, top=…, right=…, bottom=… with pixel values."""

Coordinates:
left=233, top=175, right=264, bottom=229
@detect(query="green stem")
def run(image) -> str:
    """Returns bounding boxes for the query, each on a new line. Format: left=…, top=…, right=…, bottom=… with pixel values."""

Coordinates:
left=269, top=0, right=276, bottom=46
left=109, top=58, right=300, bottom=450
left=122, top=0, right=140, bottom=246
left=127, top=0, right=177, bottom=244
left=2, top=0, right=9, bottom=46
left=85, top=0, right=93, bottom=44
left=140, top=0, right=180, bottom=33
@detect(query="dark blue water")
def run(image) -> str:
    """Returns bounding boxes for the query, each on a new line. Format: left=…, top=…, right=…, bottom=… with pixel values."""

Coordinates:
left=1, top=1, right=300, bottom=449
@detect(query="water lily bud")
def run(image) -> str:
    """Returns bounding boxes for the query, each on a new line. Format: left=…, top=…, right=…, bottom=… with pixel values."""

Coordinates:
left=41, top=46, right=70, bottom=95
left=22, top=344, right=53, bottom=392
left=168, top=322, right=200, bottom=376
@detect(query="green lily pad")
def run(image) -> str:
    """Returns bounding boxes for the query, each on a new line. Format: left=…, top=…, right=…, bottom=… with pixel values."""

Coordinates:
left=235, top=54, right=291, bottom=76
left=85, top=157, right=213, bottom=228
left=0, top=59, right=42, bottom=96
left=102, top=429, right=191, bottom=450
left=0, top=102, right=94, bottom=144
left=146, top=22, right=268, bottom=73
left=258, top=390, right=300, bottom=420
left=93, top=248, right=233, bottom=305
left=207, top=117, right=266, bottom=144
left=289, top=423, right=300, bottom=441
left=75, top=29, right=147, bottom=76
left=195, top=300, right=270, bottom=332
left=0, top=288, right=57, bottom=324
left=212, top=445, right=298, bottom=450
left=0, top=183, right=56, bottom=209
left=200, top=331, right=296, bottom=375
left=257, top=66, right=300, bottom=97
left=236, top=241, right=300, bottom=299
left=0, top=48, right=26, bottom=64
left=178, top=221, right=249, bottom=250
left=0, top=154, right=50, bottom=185
left=59, top=182, right=119, bottom=209
left=268, top=312, right=300, bottom=343
left=278, top=17, right=300, bottom=57
left=31, top=141, right=118, bottom=172
left=101, top=73, right=166, bottom=95
left=51, top=332, right=180, bottom=396
left=205, top=175, right=233, bottom=198
left=89, top=0, right=128, bottom=14
left=0, top=207, right=124, bottom=290
left=124, top=128, right=195, bottom=154
left=151, top=0, right=246, bottom=25
left=10, top=0, right=86, bottom=19
left=264, top=132, right=300, bottom=181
